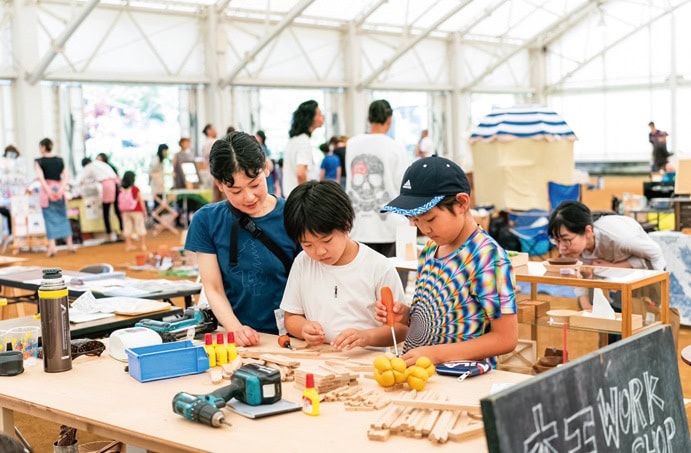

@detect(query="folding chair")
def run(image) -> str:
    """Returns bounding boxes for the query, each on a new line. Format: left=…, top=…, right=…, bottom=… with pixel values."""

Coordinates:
left=548, top=181, right=581, bottom=211
left=508, top=209, right=550, bottom=227
left=509, top=224, right=553, bottom=257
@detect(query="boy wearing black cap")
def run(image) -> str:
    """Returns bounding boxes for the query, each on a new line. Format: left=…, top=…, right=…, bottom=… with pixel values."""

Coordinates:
left=376, top=156, right=518, bottom=367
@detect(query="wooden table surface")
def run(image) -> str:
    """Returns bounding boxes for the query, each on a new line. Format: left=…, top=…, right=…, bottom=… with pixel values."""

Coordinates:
left=0, top=256, right=28, bottom=267
left=0, top=335, right=530, bottom=452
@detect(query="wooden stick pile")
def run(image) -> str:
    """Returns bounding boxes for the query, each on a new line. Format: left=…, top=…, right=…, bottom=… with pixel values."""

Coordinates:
left=224, top=353, right=301, bottom=382
left=367, top=390, right=484, bottom=444
left=320, top=385, right=391, bottom=411
left=294, top=364, right=359, bottom=393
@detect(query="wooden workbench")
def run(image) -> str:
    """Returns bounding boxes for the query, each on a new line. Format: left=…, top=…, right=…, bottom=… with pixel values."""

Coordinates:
left=0, top=335, right=530, bottom=452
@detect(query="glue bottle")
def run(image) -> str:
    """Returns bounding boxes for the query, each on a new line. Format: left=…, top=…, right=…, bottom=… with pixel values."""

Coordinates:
left=38, top=268, right=72, bottom=373
left=215, top=333, right=228, bottom=365
left=302, top=373, right=320, bottom=416
left=226, top=332, right=238, bottom=361
left=204, top=333, right=216, bottom=367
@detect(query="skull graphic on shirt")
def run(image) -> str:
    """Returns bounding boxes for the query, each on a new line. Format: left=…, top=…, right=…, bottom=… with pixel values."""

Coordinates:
left=348, top=154, right=389, bottom=219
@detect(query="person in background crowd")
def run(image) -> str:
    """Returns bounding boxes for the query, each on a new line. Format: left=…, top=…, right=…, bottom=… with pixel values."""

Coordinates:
left=283, top=99, right=324, bottom=197
left=319, top=141, right=341, bottom=183
left=256, top=130, right=280, bottom=196
left=35, top=138, right=75, bottom=257
left=150, top=143, right=169, bottom=211
left=201, top=123, right=218, bottom=162
left=119, top=170, right=147, bottom=252
left=185, top=131, right=300, bottom=345
left=415, top=129, right=434, bottom=158
left=376, top=156, right=518, bottom=367
left=226, top=125, right=236, bottom=135
left=4, top=145, right=19, bottom=160
left=548, top=200, right=665, bottom=310
left=346, top=99, right=410, bottom=286
left=96, top=152, right=123, bottom=234
left=0, top=145, right=19, bottom=236
left=331, top=136, right=347, bottom=189
left=80, top=157, right=119, bottom=242
left=648, top=121, right=673, bottom=172
left=173, top=137, right=194, bottom=190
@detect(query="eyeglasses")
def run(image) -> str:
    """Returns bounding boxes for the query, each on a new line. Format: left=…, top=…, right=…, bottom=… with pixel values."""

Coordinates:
left=549, top=235, right=577, bottom=247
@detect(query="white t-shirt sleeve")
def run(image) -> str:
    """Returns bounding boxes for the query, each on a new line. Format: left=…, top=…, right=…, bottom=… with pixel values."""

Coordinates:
left=279, top=254, right=306, bottom=315
left=296, top=141, right=313, bottom=166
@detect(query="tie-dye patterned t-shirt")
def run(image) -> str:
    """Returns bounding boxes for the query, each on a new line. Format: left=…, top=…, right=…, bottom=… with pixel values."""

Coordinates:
left=403, top=228, right=517, bottom=367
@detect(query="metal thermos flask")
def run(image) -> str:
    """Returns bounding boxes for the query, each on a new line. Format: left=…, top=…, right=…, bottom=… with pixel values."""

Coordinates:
left=38, top=268, right=72, bottom=373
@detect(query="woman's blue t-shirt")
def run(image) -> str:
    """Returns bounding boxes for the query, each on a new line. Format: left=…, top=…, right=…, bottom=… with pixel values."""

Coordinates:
left=184, top=198, right=299, bottom=334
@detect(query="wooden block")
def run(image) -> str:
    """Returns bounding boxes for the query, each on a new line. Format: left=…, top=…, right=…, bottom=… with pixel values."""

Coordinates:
left=259, top=353, right=300, bottom=367
left=569, top=310, right=643, bottom=332
left=518, top=299, right=550, bottom=318
left=448, top=411, right=484, bottom=442
left=367, top=428, right=390, bottom=441
left=517, top=304, right=535, bottom=323
left=391, top=399, right=479, bottom=412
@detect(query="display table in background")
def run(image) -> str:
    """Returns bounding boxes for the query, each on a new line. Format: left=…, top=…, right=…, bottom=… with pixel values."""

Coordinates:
left=68, top=197, right=120, bottom=234
left=650, top=231, right=691, bottom=326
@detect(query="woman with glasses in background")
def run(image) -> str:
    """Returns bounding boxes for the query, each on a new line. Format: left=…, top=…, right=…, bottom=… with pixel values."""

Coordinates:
left=547, top=200, right=665, bottom=311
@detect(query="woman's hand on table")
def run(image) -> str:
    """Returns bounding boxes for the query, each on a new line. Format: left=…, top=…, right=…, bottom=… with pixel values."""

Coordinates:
left=233, top=325, right=261, bottom=346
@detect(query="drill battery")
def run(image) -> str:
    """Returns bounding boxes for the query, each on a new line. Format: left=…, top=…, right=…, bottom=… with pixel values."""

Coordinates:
left=229, top=363, right=282, bottom=406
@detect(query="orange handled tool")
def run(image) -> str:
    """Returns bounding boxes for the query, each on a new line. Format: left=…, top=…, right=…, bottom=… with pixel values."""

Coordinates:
left=278, top=334, right=293, bottom=350
left=381, top=286, right=399, bottom=357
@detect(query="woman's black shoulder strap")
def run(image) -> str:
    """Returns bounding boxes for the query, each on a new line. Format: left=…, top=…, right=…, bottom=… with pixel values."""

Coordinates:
left=227, top=201, right=292, bottom=274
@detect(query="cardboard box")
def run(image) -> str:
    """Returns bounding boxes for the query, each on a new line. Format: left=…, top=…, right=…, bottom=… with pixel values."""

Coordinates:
left=517, top=304, right=535, bottom=323
left=517, top=299, right=550, bottom=321
left=569, top=311, right=643, bottom=333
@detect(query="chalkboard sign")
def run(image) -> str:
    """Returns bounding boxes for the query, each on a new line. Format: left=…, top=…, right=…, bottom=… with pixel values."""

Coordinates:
left=481, top=325, right=690, bottom=452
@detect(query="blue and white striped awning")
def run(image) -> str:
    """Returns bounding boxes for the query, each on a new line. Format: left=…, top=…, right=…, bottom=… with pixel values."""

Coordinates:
left=469, top=106, right=577, bottom=143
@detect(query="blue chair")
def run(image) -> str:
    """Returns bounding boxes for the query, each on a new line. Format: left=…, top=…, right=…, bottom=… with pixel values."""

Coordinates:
left=508, top=209, right=550, bottom=227
left=510, top=224, right=553, bottom=257
left=548, top=182, right=581, bottom=211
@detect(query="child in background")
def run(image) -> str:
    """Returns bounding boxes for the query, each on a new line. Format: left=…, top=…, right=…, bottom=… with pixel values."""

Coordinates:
left=281, top=181, right=407, bottom=352
left=377, top=156, right=518, bottom=367
left=319, top=142, right=341, bottom=184
left=119, top=170, right=147, bottom=252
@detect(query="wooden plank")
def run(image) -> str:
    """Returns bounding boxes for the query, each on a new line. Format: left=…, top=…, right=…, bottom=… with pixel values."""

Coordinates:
left=391, top=399, right=480, bottom=412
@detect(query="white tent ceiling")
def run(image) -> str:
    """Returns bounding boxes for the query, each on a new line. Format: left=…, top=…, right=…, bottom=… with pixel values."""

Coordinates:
left=2, top=0, right=691, bottom=163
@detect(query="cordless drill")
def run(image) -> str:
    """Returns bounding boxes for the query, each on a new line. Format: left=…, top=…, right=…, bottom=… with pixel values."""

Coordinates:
left=172, top=363, right=282, bottom=427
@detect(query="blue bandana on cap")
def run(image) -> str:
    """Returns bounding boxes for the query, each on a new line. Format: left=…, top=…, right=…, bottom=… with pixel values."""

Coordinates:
left=382, top=195, right=444, bottom=217
left=381, top=156, right=470, bottom=217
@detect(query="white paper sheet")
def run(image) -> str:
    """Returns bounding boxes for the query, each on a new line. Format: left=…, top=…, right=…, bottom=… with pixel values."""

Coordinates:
left=585, top=288, right=616, bottom=320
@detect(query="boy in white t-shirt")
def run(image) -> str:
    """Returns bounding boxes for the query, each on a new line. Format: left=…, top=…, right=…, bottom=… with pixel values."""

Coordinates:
left=280, top=181, right=407, bottom=352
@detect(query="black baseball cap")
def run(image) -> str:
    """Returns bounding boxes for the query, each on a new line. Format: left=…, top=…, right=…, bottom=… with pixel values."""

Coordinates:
left=381, top=156, right=470, bottom=216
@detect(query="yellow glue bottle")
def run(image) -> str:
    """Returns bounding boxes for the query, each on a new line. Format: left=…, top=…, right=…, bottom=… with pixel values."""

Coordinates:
left=204, top=333, right=216, bottom=367
left=226, top=332, right=238, bottom=361
left=302, top=373, right=320, bottom=416
left=215, top=333, right=228, bottom=365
